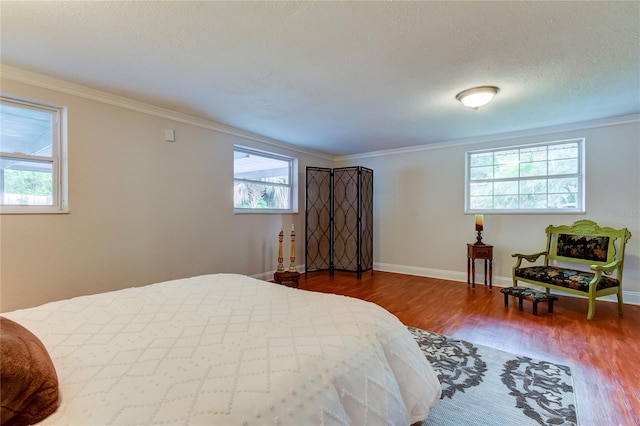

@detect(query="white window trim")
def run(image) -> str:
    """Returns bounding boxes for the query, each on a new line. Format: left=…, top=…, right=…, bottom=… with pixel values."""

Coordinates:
left=0, top=96, right=68, bottom=214
left=233, top=145, right=298, bottom=214
left=464, top=138, right=585, bottom=214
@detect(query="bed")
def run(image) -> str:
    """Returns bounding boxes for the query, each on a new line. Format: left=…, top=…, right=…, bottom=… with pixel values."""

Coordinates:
left=1, top=273, right=441, bottom=425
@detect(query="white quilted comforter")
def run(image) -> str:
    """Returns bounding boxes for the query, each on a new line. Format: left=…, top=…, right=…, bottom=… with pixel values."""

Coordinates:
left=4, top=274, right=441, bottom=425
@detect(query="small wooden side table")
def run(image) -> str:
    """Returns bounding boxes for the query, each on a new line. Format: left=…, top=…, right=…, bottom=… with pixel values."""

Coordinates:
left=273, top=271, right=300, bottom=288
left=467, top=243, right=493, bottom=289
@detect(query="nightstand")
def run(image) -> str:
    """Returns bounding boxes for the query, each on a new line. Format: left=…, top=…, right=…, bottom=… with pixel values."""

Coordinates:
left=467, top=243, right=493, bottom=289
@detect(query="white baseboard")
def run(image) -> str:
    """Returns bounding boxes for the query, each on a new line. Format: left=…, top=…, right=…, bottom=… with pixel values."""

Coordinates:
left=251, top=271, right=274, bottom=281
left=251, top=265, right=307, bottom=283
left=374, top=262, right=640, bottom=306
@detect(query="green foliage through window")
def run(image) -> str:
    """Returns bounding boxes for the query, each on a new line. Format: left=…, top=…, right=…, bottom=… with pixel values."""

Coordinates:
left=466, top=139, right=584, bottom=213
left=1, top=97, right=63, bottom=210
left=233, top=146, right=294, bottom=211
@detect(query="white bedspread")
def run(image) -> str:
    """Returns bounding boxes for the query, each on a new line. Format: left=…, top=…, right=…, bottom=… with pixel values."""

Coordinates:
left=4, top=274, right=441, bottom=425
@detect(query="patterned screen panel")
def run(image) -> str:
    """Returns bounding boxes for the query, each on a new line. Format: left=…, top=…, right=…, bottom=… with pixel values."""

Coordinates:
left=305, top=166, right=373, bottom=277
left=360, top=168, right=374, bottom=271
left=334, top=168, right=359, bottom=271
left=305, top=168, right=332, bottom=271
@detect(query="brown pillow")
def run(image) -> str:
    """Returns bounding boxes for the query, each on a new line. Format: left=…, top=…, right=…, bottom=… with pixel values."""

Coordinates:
left=1, top=316, right=59, bottom=426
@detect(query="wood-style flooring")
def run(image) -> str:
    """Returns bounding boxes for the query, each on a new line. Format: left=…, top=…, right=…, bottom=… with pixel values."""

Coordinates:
left=298, top=270, right=640, bottom=426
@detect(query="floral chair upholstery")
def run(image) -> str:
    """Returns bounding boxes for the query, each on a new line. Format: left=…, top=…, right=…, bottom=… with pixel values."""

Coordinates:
left=512, top=220, right=632, bottom=320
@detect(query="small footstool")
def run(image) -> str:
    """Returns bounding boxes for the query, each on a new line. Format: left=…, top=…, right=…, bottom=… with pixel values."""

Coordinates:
left=500, top=287, right=558, bottom=316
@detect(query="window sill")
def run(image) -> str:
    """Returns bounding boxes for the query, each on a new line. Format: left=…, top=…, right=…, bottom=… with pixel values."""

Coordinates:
left=234, top=208, right=298, bottom=214
left=465, top=209, right=586, bottom=215
left=0, top=206, right=69, bottom=214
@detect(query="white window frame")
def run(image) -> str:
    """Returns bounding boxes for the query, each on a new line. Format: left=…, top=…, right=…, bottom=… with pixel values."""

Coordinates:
left=465, top=139, right=585, bottom=214
left=0, top=96, right=68, bottom=214
left=233, top=145, right=298, bottom=214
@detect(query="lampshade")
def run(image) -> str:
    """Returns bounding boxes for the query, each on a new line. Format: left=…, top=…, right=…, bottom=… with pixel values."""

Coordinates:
left=456, top=86, right=500, bottom=109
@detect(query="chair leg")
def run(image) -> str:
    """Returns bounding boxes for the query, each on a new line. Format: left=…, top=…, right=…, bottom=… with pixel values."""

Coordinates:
left=548, top=299, right=554, bottom=315
left=617, top=290, right=624, bottom=316
left=532, top=301, right=538, bottom=316
left=518, top=297, right=524, bottom=310
left=504, top=293, right=509, bottom=307
left=587, top=298, right=595, bottom=321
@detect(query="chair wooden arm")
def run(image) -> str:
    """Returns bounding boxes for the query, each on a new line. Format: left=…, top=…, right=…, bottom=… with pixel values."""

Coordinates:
left=511, top=251, right=548, bottom=269
left=591, top=260, right=620, bottom=276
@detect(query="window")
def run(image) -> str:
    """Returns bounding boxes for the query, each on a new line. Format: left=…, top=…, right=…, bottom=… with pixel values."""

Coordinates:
left=465, top=139, right=585, bottom=213
left=233, top=146, right=296, bottom=212
left=0, top=97, right=67, bottom=213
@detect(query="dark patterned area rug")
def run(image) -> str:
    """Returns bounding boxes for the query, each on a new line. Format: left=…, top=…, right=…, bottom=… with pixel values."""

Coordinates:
left=408, top=327, right=578, bottom=426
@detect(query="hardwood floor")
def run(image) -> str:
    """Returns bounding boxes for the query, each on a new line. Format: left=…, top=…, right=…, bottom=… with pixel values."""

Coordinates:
left=299, top=270, right=640, bottom=426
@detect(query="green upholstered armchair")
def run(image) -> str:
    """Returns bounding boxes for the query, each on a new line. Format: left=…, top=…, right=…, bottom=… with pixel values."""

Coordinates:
left=512, top=220, right=632, bottom=320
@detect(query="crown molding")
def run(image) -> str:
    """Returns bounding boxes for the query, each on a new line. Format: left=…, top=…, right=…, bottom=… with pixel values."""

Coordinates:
left=4, top=65, right=637, bottom=163
left=337, top=113, right=640, bottom=161
left=0, top=65, right=333, bottom=161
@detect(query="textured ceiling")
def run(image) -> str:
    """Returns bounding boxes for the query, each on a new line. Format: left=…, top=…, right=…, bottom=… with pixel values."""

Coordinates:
left=1, top=1, right=639, bottom=156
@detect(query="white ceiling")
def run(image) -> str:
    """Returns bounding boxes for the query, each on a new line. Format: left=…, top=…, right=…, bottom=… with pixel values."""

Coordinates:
left=1, top=1, right=639, bottom=156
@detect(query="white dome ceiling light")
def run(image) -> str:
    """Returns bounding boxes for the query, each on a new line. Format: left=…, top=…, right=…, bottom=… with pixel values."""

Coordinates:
left=456, top=86, right=500, bottom=110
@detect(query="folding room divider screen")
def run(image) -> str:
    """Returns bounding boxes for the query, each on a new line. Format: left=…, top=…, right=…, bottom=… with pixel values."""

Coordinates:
left=305, top=166, right=373, bottom=279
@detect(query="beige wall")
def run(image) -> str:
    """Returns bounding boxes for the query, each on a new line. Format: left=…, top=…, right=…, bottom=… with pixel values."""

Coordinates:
left=2, top=74, right=638, bottom=312
left=336, top=121, right=640, bottom=301
left=0, top=78, right=332, bottom=311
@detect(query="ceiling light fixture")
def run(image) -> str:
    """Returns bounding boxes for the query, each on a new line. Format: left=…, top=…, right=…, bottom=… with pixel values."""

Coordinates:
left=456, top=86, right=500, bottom=110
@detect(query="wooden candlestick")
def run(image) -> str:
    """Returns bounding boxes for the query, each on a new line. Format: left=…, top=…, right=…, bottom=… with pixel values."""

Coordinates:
left=277, top=229, right=285, bottom=272
left=289, top=225, right=296, bottom=272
